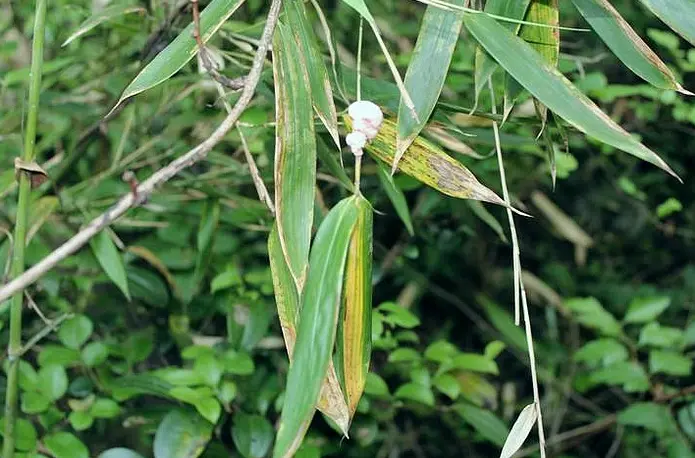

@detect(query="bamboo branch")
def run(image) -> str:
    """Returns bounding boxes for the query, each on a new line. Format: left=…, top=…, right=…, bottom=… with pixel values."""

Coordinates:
left=0, top=0, right=284, bottom=306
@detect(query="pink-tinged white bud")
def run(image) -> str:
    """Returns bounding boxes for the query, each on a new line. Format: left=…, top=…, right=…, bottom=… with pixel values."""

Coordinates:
left=348, top=100, right=383, bottom=140
left=345, top=131, right=367, bottom=156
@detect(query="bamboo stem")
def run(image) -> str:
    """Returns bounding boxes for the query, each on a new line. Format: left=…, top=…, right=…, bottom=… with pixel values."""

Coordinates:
left=3, top=0, right=47, bottom=455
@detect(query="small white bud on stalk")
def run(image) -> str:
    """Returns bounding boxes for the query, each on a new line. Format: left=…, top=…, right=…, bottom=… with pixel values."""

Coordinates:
left=348, top=100, right=383, bottom=140
left=346, top=132, right=367, bottom=156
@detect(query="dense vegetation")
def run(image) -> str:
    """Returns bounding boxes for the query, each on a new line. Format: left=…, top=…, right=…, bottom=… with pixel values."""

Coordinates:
left=1, top=0, right=695, bottom=457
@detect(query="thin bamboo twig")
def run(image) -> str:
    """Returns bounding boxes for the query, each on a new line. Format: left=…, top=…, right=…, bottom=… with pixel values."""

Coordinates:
left=3, top=0, right=47, bottom=455
left=0, top=0, right=284, bottom=306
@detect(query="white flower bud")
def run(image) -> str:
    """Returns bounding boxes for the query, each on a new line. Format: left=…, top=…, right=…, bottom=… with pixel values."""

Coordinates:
left=348, top=100, right=383, bottom=140
left=346, top=131, right=367, bottom=156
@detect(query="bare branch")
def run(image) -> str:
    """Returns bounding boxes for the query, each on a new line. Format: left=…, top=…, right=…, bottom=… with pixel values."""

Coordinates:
left=0, top=0, right=284, bottom=305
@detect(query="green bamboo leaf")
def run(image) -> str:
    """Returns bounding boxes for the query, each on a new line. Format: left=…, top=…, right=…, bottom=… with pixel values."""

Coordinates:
left=396, top=1, right=465, bottom=160
left=464, top=13, right=679, bottom=179
left=572, top=0, right=692, bottom=94
left=90, top=230, right=131, bottom=301
left=268, top=224, right=350, bottom=434
left=317, top=138, right=354, bottom=192
left=638, top=0, right=695, bottom=46
left=274, top=197, right=359, bottom=458
left=273, top=21, right=317, bottom=291
left=344, top=115, right=507, bottom=206
left=62, top=5, right=146, bottom=46
left=474, top=0, right=531, bottom=103
left=376, top=163, right=414, bottom=236
left=284, top=1, right=340, bottom=147
left=336, top=195, right=373, bottom=418
left=110, top=0, right=245, bottom=114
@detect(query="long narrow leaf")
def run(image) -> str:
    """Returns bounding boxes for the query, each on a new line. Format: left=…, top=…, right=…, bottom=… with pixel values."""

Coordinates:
left=396, top=1, right=465, bottom=161
left=273, top=197, right=359, bottom=458
left=572, top=0, right=692, bottom=94
left=110, top=0, right=245, bottom=113
left=464, top=13, right=678, bottom=179
left=90, top=230, right=130, bottom=301
left=344, top=115, right=508, bottom=206
left=638, top=0, right=695, bottom=46
left=500, top=404, right=538, bottom=458
left=285, top=1, right=341, bottom=147
left=336, top=195, right=373, bottom=418
left=62, top=5, right=146, bottom=46
left=268, top=225, right=350, bottom=436
left=376, top=163, right=415, bottom=236
left=273, top=21, right=317, bottom=291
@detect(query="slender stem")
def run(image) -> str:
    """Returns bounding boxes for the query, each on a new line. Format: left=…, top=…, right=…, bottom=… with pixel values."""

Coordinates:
left=356, top=17, right=364, bottom=101
left=0, top=0, right=284, bottom=305
left=3, top=0, right=47, bottom=456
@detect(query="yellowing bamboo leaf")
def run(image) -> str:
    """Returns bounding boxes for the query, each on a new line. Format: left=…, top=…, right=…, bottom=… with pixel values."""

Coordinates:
left=285, top=1, right=341, bottom=146
left=572, top=0, right=692, bottom=94
left=464, top=13, right=679, bottom=179
left=396, top=1, right=465, bottom=163
left=336, top=195, right=373, bottom=418
left=273, top=21, right=317, bottom=291
left=344, top=115, right=506, bottom=206
left=273, top=197, right=359, bottom=458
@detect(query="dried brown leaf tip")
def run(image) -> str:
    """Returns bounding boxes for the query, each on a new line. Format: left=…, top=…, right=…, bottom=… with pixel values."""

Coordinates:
left=14, top=158, right=48, bottom=188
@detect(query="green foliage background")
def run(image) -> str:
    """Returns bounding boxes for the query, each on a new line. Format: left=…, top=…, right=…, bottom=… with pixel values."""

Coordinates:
left=1, top=0, right=695, bottom=457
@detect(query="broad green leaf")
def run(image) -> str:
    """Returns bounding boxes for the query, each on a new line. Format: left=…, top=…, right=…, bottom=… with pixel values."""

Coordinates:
left=394, top=382, right=435, bottom=406
left=618, top=402, right=673, bottom=434
left=21, top=391, right=51, bottom=414
left=62, top=5, right=146, bottom=46
left=453, top=353, right=499, bottom=375
left=464, top=12, right=679, bottom=178
left=474, top=0, right=531, bottom=103
left=90, top=230, right=131, bottom=300
left=624, top=296, right=671, bottom=323
left=639, top=322, right=684, bottom=348
left=573, top=339, right=628, bottom=367
left=268, top=225, right=351, bottom=435
left=273, top=21, right=317, bottom=291
left=565, top=297, right=622, bottom=336
left=284, top=1, right=340, bottom=147
left=425, top=340, right=459, bottom=363
left=69, top=410, right=94, bottom=431
left=396, top=0, right=465, bottom=160
left=656, top=197, right=683, bottom=219
left=81, top=342, right=110, bottom=367
left=111, top=0, right=245, bottom=112
left=455, top=403, right=508, bottom=446
left=154, top=409, right=213, bottom=458
left=90, top=398, right=121, bottom=419
left=638, top=0, right=695, bottom=46
left=500, top=404, right=537, bottom=458
left=378, top=302, right=421, bottom=328
left=649, top=350, right=692, bottom=376
left=376, top=159, right=414, bottom=236
left=44, top=432, right=89, bottom=458
left=98, top=449, right=146, bottom=458
left=37, top=364, right=68, bottom=401
left=231, top=413, right=274, bottom=458
left=433, top=373, right=460, bottom=400
left=344, top=115, right=507, bottom=206
left=388, top=348, right=422, bottom=363
left=0, top=417, right=37, bottom=452
left=37, top=345, right=81, bottom=367
left=572, top=0, right=691, bottom=94
left=58, top=314, right=93, bottom=350
left=589, top=361, right=650, bottom=392
left=274, top=197, right=359, bottom=458
left=364, top=372, right=390, bottom=397
left=336, top=195, right=373, bottom=417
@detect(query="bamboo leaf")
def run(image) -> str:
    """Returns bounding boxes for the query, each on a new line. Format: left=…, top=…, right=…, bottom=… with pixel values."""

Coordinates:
left=464, top=13, right=679, bottom=179
left=396, top=1, right=465, bottom=161
left=268, top=225, right=350, bottom=435
left=500, top=404, right=538, bottom=458
left=572, top=0, right=692, bottom=94
left=284, top=1, right=341, bottom=147
left=273, top=21, right=317, bottom=291
left=110, top=0, right=245, bottom=114
left=336, top=195, right=373, bottom=418
left=638, top=0, right=695, bottom=47
left=62, top=5, right=146, bottom=46
left=273, top=197, right=359, bottom=458
left=376, top=163, right=414, bottom=236
left=90, top=230, right=131, bottom=301
left=318, top=138, right=353, bottom=192
left=344, top=115, right=507, bottom=206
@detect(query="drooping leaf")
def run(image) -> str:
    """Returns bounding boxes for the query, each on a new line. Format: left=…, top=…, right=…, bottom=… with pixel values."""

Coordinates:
left=284, top=1, right=340, bottom=147
left=572, top=0, right=691, bottom=94
left=336, top=195, right=373, bottom=417
left=232, top=413, right=274, bottom=458
left=273, top=197, right=359, bottom=458
left=268, top=224, right=350, bottom=435
left=343, top=115, right=507, bottom=206
left=500, top=404, right=537, bottom=458
left=153, top=409, right=213, bottom=458
left=396, top=0, right=465, bottom=160
left=273, top=21, right=317, bottom=291
left=638, top=0, right=695, bottom=47
left=111, top=0, right=245, bottom=113
left=90, top=230, right=131, bottom=300
left=455, top=403, right=508, bottom=447
left=376, top=163, right=414, bottom=236
left=463, top=12, right=679, bottom=178
left=565, top=297, right=622, bottom=336
left=62, top=5, right=146, bottom=46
